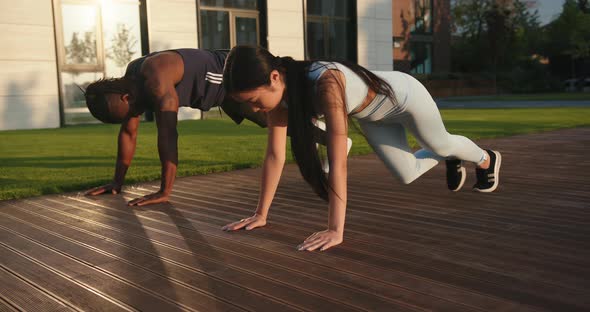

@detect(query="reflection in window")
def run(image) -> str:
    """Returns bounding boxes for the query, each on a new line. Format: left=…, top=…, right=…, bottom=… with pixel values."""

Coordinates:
left=306, top=0, right=356, bottom=61
left=102, top=0, right=141, bottom=77
left=328, top=20, right=351, bottom=60
left=198, top=0, right=259, bottom=49
left=410, top=42, right=432, bottom=74
left=307, top=0, right=351, bottom=17
left=200, top=10, right=231, bottom=49
left=235, top=17, right=257, bottom=45
left=200, top=0, right=257, bottom=9
left=306, top=20, right=324, bottom=59
left=61, top=3, right=99, bottom=66
left=55, top=0, right=143, bottom=124
left=413, top=0, right=433, bottom=33
left=61, top=72, right=103, bottom=124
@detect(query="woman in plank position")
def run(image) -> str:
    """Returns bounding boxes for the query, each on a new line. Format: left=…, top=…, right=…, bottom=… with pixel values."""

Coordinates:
left=221, top=46, right=501, bottom=251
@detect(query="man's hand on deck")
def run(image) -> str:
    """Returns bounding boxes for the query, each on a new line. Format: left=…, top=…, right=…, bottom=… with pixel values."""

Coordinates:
left=127, top=191, right=170, bottom=206
left=85, top=183, right=122, bottom=196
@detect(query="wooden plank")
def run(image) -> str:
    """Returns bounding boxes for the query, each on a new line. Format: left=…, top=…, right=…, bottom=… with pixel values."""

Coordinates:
left=112, top=128, right=585, bottom=310
left=133, top=182, right=590, bottom=289
left=2, top=202, right=365, bottom=312
left=130, top=181, right=589, bottom=275
left=0, top=209, right=276, bottom=312
left=0, top=266, right=73, bottom=312
left=120, top=188, right=588, bottom=312
left=176, top=174, right=590, bottom=225
left=164, top=182, right=590, bottom=272
left=41, top=195, right=542, bottom=312
left=0, top=226, right=214, bottom=312
left=0, top=297, right=20, bottom=312
left=169, top=176, right=590, bottom=247
left=21, top=197, right=454, bottom=312
left=0, top=240, right=130, bottom=312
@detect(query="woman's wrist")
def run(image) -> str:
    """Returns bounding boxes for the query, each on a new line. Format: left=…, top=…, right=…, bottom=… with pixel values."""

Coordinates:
left=327, top=223, right=344, bottom=234
left=255, top=208, right=268, bottom=219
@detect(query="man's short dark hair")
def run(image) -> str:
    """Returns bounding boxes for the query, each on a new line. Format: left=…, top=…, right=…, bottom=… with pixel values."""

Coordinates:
left=84, top=78, right=134, bottom=123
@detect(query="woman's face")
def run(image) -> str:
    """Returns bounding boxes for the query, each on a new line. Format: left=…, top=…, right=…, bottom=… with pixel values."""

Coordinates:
left=231, top=70, right=285, bottom=113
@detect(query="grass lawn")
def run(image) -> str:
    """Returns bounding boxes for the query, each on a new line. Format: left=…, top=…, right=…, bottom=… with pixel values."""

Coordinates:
left=442, top=92, right=590, bottom=102
left=1, top=107, right=589, bottom=200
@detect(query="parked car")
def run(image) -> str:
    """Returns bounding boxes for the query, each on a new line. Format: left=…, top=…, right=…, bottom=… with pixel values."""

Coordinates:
left=582, top=78, right=590, bottom=93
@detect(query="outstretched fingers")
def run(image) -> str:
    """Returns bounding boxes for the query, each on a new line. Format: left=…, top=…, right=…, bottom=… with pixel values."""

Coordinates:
left=298, top=230, right=343, bottom=252
left=222, top=216, right=266, bottom=231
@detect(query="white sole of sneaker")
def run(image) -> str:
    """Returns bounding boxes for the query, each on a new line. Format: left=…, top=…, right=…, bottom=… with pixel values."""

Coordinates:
left=474, top=151, right=502, bottom=193
left=451, top=166, right=466, bottom=192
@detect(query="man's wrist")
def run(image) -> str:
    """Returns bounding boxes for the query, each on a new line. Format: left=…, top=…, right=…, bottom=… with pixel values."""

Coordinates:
left=158, top=188, right=172, bottom=196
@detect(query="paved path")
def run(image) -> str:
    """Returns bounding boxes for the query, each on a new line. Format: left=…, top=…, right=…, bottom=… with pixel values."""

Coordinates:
left=437, top=99, right=590, bottom=108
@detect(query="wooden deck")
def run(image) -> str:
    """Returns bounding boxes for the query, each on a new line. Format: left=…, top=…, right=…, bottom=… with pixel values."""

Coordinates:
left=1, top=128, right=589, bottom=312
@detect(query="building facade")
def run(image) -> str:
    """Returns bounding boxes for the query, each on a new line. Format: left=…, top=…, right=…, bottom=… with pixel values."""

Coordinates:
left=392, top=0, right=450, bottom=74
left=0, top=0, right=392, bottom=131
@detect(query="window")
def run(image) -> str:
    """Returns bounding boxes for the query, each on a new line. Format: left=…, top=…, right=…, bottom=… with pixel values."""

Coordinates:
left=410, top=42, right=432, bottom=74
left=198, top=0, right=259, bottom=50
left=53, top=0, right=144, bottom=124
left=306, top=0, right=356, bottom=61
left=200, top=0, right=257, bottom=10
left=58, top=2, right=102, bottom=70
left=412, top=0, right=433, bottom=34
left=200, top=10, right=231, bottom=49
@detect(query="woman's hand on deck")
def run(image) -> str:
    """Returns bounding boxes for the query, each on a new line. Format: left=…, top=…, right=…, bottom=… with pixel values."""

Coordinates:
left=222, top=214, right=267, bottom=231
left=297, top=229, right=343, bottom=251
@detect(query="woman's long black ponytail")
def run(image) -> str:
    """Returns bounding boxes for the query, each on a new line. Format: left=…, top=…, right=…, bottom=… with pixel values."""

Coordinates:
left=224, top=46, right=395, bottom=202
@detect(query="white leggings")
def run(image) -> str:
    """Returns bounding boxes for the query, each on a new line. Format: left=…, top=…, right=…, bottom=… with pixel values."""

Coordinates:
left=353, top=72, right=486, bottom=184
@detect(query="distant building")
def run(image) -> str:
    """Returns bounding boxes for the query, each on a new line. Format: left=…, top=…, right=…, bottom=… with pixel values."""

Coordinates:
left=392, top=0, right=451, bottom=74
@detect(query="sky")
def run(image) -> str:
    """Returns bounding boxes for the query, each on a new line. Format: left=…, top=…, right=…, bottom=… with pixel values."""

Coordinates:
left=534, top=0, right=566, bottom=25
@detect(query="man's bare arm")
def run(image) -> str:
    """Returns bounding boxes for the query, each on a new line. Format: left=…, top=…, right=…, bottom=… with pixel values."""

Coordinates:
left=127, top=52, right=183, bottom=206
left=85, top=116, right=139, bottom=196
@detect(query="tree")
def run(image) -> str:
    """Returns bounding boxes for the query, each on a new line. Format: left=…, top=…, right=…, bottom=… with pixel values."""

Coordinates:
left=579, top=0, right=589, bottom=13
left=65, top=31, right=97, bottom=65
left=451, top=0, right=541, bottom=73
left=540, top=0, right=590, bottom=78
left=83, top=31, right=97, bottom=64
left=107, top=24, right=137, bottom=74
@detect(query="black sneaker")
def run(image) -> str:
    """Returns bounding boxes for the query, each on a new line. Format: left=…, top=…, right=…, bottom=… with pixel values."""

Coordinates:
left=473, top=150, right=502, bottom=192
left=446, top=159, right=466, bottom=191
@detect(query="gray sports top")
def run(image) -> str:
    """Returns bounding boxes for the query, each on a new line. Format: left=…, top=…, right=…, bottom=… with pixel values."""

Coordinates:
left=306, top=61, right=368, bottom=114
